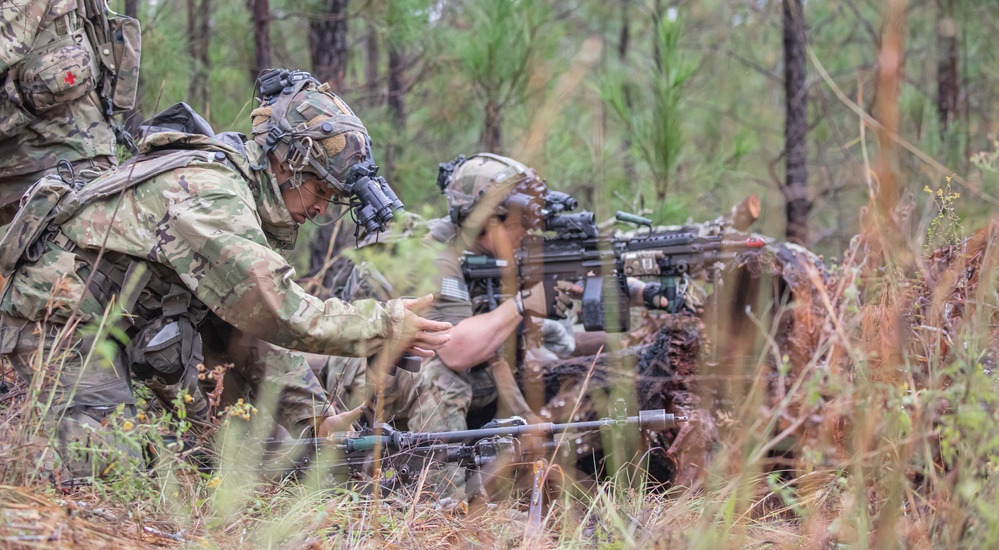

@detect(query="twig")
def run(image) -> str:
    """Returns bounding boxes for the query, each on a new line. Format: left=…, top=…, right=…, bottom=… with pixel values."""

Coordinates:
left=143, top=525, right=189, bottom=542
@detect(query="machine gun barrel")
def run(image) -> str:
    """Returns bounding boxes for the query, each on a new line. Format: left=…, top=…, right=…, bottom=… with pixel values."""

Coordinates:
left=279, top=409, right=686, bottom=454
left=400, top=409, right=685, bottom=446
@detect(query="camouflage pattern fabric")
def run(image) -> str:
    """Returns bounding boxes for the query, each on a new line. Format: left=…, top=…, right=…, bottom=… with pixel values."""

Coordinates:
left=250, top=78, right=368, bottom=195
left=0, top=0, right=119, bottom=224
left=2, top=136, right=407, bottom=354
left=0, top=126, right=407, bottom=478
left=393, top=226, right=501, bottom=497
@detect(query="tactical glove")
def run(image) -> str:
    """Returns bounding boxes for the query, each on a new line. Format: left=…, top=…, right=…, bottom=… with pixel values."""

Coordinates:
left=642, top=282, right=667, bottom=310
left=627, top=278, right=668, bottom=310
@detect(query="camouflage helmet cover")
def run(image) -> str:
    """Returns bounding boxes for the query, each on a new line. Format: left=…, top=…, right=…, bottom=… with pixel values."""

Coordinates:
left=250, top=74, right=369, bottom=195
left=440, top=153, right=548, bottom=230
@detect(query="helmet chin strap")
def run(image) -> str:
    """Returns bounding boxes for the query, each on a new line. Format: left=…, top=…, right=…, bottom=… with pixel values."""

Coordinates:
left=295, top=179, right=350, bottom=227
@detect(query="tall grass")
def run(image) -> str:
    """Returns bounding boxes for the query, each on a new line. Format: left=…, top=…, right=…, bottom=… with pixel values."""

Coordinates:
left=2, top=192, right=997, bottom=549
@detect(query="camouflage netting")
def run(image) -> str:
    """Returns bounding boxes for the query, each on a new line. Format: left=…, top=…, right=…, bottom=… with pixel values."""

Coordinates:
left=537, top=238, right=831, bottom=487
left=917, top=218, right=999, bottom=372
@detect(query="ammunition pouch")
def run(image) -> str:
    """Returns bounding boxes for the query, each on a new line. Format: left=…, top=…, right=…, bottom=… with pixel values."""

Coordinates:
left=95, top=14, right=141, bottom=112
left=581, top=275, right=630, bottom=333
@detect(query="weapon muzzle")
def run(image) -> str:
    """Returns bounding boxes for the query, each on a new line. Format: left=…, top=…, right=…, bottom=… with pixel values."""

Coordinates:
left=638, top=409, right=688, bottom=430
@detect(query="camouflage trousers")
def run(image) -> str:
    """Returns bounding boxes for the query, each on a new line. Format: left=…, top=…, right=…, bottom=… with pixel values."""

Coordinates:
left=313, top=354, right=429, bottom=428
left=0, top=313, right=329, bottom=481
left=0, top=155, right=115, bottom=226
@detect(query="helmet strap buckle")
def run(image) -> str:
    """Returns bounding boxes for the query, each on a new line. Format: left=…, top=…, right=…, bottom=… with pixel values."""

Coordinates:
left=265, top=127, right=285, bottom=150
left=287, top=137, right=314, bottom=170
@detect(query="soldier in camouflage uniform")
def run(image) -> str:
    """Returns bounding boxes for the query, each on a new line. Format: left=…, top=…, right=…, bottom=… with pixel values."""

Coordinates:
left=0, top=70, right=451, bottom=481
left=0, top=0, right=141, bottom=225
left=395, top=154, right=665, bottom=499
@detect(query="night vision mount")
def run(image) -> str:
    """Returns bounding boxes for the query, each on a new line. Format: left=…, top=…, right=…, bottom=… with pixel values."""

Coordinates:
left=256, top=68, right=321, bottom=104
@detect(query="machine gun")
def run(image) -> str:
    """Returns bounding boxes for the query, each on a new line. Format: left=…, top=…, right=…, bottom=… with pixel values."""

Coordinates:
left=462, top=192, right=766, bottom=331
left=266, top=403, right=685, bottom=523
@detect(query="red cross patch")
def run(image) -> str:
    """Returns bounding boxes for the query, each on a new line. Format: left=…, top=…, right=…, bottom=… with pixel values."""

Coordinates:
left=64, top=71, right=76, bottom=85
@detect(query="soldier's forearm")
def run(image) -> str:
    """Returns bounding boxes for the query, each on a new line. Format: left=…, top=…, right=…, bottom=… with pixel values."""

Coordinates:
left=436, top=298, right=522, bottom=371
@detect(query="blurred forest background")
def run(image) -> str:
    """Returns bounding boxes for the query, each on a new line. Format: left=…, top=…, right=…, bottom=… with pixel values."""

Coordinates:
left=112, top=0, right=999, bottom=258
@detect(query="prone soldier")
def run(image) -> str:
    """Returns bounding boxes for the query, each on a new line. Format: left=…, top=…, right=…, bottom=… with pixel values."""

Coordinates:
left=0, top=68, right=451, bottom=482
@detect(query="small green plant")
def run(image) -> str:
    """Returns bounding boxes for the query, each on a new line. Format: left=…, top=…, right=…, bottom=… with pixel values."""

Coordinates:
left=923, top=176, right=964, bottom=250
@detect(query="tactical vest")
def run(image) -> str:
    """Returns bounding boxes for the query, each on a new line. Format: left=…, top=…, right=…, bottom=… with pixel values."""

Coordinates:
left=0, top=0, right=141, bottom=141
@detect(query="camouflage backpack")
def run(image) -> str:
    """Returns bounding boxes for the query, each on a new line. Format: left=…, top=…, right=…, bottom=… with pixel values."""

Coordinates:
left=0, top=103, right=247, bottom=277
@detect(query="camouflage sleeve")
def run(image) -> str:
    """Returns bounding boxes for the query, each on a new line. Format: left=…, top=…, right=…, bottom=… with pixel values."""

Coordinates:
left=0, top=1, right=49, bottom=72
left=160, top=175, right=405, bottom=358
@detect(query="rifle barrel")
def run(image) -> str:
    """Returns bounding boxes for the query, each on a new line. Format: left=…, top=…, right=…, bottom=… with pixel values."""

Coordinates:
left=403, top=410, right=685, bottom=445
left=277, top=410, right=687, bottom=452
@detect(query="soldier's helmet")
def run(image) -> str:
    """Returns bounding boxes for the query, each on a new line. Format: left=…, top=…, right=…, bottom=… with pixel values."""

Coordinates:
left=436, top=153, right=548, bottom=231
left=250, top=69, right=403, bottom=233
left=250, top=69, right=369, bottom=194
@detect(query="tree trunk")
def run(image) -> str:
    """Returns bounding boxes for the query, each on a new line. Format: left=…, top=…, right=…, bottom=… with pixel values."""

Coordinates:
left=249, top=0, right=271, bottom=85
left=619, top=0, right=635, bottom=183
left=365, top=20, right=381, bottom=107
left=123, top=0, right=143, bottom=135
left=782, top=0, right=809, bottom=246
left=306, top=0, right=350, bottom=278
left=187, top=0, right=212, bottom=116
left=481, top=100, right=502, bottom=153
left=310, top=0, right=350, bottom=92
left=385, top=46, right=407, bottom=180
left=936, top=0, right=958, bottom=135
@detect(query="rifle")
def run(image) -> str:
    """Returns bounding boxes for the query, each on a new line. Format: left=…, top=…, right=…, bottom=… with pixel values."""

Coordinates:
left=462, top=193, right=766, bottom=332
left=266, top=404, right=686, bottom=523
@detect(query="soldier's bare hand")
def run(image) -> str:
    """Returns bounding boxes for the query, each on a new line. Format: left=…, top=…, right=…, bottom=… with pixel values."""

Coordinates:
left=400, top=294, right=452, bottom=357
left=317, top=406, right=363, bottom=437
